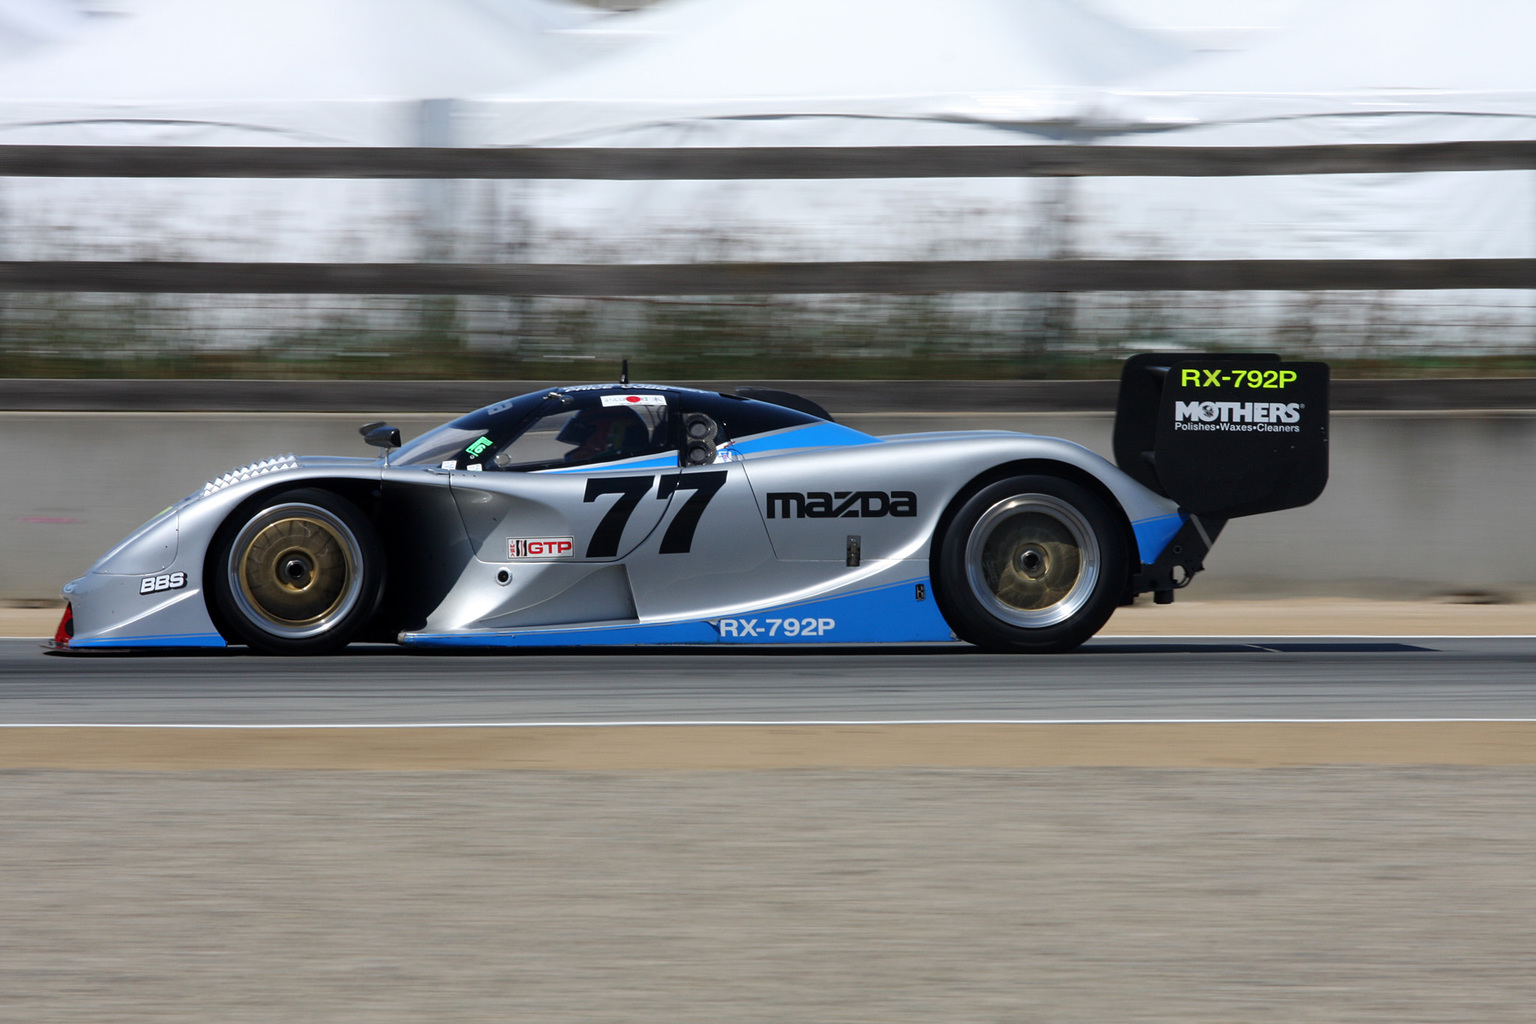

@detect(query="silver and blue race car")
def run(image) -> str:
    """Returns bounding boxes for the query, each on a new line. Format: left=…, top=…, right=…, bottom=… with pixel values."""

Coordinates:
left=52, top=354, right=1329, bottom=654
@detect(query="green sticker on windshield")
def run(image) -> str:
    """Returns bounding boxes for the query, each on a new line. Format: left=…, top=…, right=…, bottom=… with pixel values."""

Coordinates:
left=465, top=436, right=494, bottom=458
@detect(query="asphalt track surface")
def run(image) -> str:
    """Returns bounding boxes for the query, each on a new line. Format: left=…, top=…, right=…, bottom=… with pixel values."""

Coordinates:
left=5, top=635, right=1533, bottom=725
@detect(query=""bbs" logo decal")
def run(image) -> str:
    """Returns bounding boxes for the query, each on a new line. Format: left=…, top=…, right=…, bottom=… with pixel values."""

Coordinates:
left=140, top=571, right=187, bottom=595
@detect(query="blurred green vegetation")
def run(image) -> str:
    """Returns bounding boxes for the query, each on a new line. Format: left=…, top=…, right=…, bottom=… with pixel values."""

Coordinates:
left=5, top=348, right=1534, bottom=381
left=0, top=291, right=1531, bottom=380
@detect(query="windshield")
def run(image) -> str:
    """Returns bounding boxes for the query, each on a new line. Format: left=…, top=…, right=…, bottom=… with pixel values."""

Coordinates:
left=392, top=392, right=548, bottom=468
left=495, top=400, right=672, bottom=471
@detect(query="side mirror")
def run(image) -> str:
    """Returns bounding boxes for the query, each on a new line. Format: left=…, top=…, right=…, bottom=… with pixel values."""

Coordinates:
left=360, top=421, right=401, bottom=450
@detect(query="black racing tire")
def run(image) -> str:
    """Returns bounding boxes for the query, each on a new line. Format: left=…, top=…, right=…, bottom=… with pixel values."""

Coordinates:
left=209, top=487, right=384, bottom=654
left=935, top=475, right=1127, bottom=653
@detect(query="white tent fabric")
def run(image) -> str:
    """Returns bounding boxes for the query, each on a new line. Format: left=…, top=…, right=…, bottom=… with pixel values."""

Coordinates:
left=1095, top=0, right=1536, bottom=128
left=0, top=0, right=82, bottom=63
left=0, top=0, right=1523, bottom=358
left=452, top=0, right=1188, bottom=267
left=0, top=0, right=586, bottom=145
left=1072, top=0, right=1536, bottom=262
left=1060, top=0, right=1536, bottom=355
left=465, top=0, right=1187, bottom=145
left=464, top=0, right=1536, bottom=355
left=476, top=0, right=599, bottom=35
left=0, top=0, right=594, bottom=268
left=1087, top=0, right=1308, bottom=54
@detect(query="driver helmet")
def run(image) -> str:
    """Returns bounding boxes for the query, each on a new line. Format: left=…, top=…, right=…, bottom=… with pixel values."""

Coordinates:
left=557, top=406, right=648, bottom=459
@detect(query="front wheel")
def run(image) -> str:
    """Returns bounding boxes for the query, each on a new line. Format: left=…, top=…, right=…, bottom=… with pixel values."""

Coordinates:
left=210, top=488, right=384, bottom=654
left=935, top=475, right=1127, bottom=653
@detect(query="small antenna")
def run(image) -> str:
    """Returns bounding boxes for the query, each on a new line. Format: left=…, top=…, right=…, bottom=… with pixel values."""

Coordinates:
left=620, top=359, right=629, bottom=386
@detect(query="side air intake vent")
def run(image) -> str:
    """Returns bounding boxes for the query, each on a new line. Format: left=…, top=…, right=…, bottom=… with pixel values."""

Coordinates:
left=202, top=454, right=300, bottom=496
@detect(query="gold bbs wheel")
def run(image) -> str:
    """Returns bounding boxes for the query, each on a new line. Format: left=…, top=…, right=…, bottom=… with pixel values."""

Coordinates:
left=964, top=493, right=1100, bottom=629
left=214, top=489, right=381, bottom=652
left=935, top=475, right=1127, bottom=653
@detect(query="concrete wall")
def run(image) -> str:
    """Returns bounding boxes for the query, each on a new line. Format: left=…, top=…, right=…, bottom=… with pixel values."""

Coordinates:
left=4, top=409, right=1534, bottom=602
left=846, top=412, right=1536, bottom=601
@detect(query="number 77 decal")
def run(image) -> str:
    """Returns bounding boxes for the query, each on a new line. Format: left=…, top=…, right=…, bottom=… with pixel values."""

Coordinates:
left=582, top=475, right=653, bottom=558
left=582, top=470, right=728, bottom=557
left=656, top=471, right=727, bottom=554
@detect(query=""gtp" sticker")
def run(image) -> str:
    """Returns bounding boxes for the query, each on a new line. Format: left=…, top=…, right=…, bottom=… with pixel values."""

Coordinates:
left=508, top=536, right=574, bottom=558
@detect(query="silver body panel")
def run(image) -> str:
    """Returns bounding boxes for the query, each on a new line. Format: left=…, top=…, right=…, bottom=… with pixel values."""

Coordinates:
left=64, top=458, right=385, bottom=648
left=60, top=388, right=1183, bottom=650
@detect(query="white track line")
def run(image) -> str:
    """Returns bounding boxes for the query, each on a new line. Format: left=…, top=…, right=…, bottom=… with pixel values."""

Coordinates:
left=1098, top=634, right=1535, bottom=640
left=8, top=634, right=1534, bottom=643
left=4, top=718, right=1536, bottom=728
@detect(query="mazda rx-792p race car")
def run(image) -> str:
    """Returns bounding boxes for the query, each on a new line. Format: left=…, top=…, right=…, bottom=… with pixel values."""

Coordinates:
left=52, top=353, right=1328, bottom=654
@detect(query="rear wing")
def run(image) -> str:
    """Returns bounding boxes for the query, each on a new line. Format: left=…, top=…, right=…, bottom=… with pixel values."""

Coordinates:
left=1113, top=352, right=1330, bottom=520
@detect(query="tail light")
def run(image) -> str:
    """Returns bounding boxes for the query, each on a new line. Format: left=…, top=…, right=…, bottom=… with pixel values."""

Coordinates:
left=51, top=603, right=73, bottom=649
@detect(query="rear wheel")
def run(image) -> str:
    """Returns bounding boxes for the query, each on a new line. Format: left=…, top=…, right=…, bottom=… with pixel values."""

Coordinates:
left=211, top=488, right=383, bottom=654
left=936, top=475, right=1127, bottom=653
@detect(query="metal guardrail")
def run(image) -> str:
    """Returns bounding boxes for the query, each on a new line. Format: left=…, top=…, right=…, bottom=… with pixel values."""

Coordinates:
left=3, top=142, right=1534, bottom=296
left=5, top=141, right=1536, bottom=178
left=3, top=259, right=1533, bottom=294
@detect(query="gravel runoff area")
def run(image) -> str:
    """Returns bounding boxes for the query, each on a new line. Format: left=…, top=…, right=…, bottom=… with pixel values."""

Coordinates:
left=4, top=767, right=1535, bottom=1023
left=7, top=597, right=1532, bottom=1021
left=3, top=597, right=1533, bottom=639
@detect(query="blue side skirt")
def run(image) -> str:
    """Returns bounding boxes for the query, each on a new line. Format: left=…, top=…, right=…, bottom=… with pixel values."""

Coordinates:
left=401, top=578, right=956, bottom=648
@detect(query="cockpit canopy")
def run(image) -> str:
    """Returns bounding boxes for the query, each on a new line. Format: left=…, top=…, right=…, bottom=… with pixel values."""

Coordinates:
left=391, top=384, right=826, bottom=471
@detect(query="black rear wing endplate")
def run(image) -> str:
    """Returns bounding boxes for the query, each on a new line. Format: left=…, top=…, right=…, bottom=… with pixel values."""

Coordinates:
left=1114, top=352, right=1330, bottom=520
